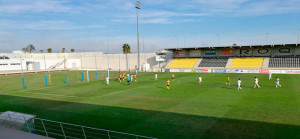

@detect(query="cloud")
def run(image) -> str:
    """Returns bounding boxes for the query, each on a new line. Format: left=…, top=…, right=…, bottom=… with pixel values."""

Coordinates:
left=0, top=0, right=71, bottom=13
left=0, top=20, right=104, bottom=30
left=140, top=18, right=172, bottom=24
left=189, top=0, right=300, bottom=16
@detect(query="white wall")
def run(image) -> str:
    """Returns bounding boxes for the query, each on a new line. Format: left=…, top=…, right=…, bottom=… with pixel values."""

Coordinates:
left=0, top=51, right=170, bottom=72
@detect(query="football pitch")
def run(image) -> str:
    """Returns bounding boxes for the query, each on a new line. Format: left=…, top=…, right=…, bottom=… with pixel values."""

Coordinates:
left=0, top=71, right=299, bottom=138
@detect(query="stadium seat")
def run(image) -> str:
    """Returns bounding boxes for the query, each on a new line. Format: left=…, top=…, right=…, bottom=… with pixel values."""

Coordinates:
left=269, top=57, right=300, bottom=68
left=168, top=58, right=198, bottom=68
left=198, top=57, right=228, bottom=67
left=231, top=57, right=263, bottom=68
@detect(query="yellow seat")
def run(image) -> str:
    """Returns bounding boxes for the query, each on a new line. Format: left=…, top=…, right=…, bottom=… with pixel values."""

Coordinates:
left=231, top=57, right=263, bottom=68
left=169, top=58, right=198, bottom=68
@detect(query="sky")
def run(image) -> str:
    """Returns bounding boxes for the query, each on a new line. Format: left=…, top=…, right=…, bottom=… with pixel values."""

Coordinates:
left=0, top=0, right=300, bottom=53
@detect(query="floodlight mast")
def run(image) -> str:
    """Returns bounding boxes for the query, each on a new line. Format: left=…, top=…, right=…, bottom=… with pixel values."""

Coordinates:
left=298, top=28, right=300, bottom=44
left=266, top=33, right=269, bottom=45
left=136, top=1, right=141, bottom=71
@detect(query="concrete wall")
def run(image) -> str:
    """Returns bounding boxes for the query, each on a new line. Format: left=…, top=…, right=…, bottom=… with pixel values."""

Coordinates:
left=0, top=51, right=172, bottom=72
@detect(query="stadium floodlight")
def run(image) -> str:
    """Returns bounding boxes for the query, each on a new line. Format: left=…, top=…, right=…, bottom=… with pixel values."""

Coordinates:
left=266, top=33, right=269, bottom=45
left=298, top=28, right=300, bottom=44
left=136, top=1, right=141, bottom=71
left=217, top=34, right=220, bottom=46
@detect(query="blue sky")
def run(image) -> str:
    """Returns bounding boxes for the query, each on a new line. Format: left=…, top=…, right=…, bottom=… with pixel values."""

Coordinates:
left=0, top=0, right=300, bottom=53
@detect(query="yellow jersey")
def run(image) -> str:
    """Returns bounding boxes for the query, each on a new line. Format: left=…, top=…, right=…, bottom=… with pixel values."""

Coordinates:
left=167, top=80, right=170, bottom=86
left=172, top=74, right=175, bottom=78
left=134, top=75, right=137, bottom=79
left=227, top=77, right=230, bottom=81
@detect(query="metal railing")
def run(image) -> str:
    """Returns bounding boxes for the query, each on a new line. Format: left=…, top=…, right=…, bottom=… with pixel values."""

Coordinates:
left=0, top=112, right=157, bottom=139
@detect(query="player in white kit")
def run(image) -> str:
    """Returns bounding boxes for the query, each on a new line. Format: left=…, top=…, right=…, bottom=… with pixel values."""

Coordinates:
left=199, top=76, right=202, bottom=84
left=254, top=77, right=260, bottom=88
left=106, top=77, right=109, bottom=85
left=238, top=78, right=242, bottom=90
left=131, top=74, right=134, bottom=81
left=269, top=72, right=272, bottom=80
left=276, top=77, right=281, bottom=88
left=155, top=73, right=158, bottom=80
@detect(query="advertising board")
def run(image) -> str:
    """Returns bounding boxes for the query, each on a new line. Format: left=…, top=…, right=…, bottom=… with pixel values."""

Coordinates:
left=285, top=70, right=300, bottom=74
left=174, top=50, right=186, bottom=57
left=196, top=69, right=202, bottom=73
left=221, top=49, right=233, bottom=55
left=190, top=69, right=196, bottom=72
left=250, top=70, right=259, bottom=73
left=205, top=49, right=216, bottom=55
left=184, top=69, right=190, bottom=72
left=269, top=70, right=281, bottom=73
left=212, top=69, right=227, bottom=73
left=259, top=70, right=269, bottom=73
left=189, top=49, right=202, bottom=57
left=202, top=69, right=209, bottom=73
left=170, top=69, right=180, bottom=72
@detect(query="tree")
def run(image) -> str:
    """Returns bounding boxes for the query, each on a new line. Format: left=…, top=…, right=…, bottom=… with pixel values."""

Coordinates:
left=40, top=50, right=44, bottom=53
left=22, top=44, right=36, bottom=53
left=47, top=48, right=52, bottom=53
left=122, top=43, right=131, bottom=70
left=71, top=49, right=75, bottom=53
left=62, top=48, right=66, bottom=53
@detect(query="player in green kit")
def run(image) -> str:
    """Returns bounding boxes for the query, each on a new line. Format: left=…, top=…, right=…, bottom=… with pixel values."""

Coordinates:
left=127, top=76, right=130, bottom=86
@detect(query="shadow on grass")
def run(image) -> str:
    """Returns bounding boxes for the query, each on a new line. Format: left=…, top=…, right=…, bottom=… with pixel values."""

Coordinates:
left=0, top=94, right=299, bottom=139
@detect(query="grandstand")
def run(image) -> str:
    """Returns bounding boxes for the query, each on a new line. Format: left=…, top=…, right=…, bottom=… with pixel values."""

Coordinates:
left=168, top=58, right=198, bottom=68
left=231, top=57, right=264, bottom=68
left=198, top=57, right=228, bottom=68
left=269, top=57, right=300, bottom=68
left=166, top=44, right=300, bottom=70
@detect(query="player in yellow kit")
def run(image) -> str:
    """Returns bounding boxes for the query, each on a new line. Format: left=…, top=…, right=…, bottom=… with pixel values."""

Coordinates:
left=122, top=72, right=126, bottom=81
left=118, top=73, right=122, bottom=82
left=166, top=79, right=170, bottom=90
left=172, top=74, right=175, bottom=81
left=226, top=76, right=230, bottom=85
left=134, top=74, right=137, bottom=82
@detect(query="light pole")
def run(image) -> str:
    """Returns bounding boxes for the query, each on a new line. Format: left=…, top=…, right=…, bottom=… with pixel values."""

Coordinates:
left=136, top=1, right=141, bottom=71
left=298, top=28, right=300, bottom=44
left=107, top=37, right=109, bottom=68
left=266, top=33, right=269, bottom=45
left=176, top=35, right=178, bottom=49
left=217, top=34, right=220, bottom=46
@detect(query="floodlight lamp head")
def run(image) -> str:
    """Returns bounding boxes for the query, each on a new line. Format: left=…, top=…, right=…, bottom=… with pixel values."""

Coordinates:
left=136, top=1, right=142, bottom=9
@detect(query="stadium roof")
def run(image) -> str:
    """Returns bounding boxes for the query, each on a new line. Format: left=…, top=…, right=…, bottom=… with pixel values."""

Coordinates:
left=165, top=43, right=299, bottom=51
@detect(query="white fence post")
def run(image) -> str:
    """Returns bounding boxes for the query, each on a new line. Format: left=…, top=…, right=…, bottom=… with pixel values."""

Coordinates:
left=60, top=122, right=67, bottom=139
left=82, top=126, right=87, bottom=139
left=41, top=119, right=48, bottom=137
left=107, top=131, right=111, bottom=139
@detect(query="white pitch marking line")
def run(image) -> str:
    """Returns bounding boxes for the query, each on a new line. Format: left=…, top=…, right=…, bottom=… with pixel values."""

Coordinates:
left=32, top=93, right=79, bottom=98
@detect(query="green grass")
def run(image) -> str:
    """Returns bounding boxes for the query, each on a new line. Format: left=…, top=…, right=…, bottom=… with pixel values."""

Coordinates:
left=0, top=71, right=299, bottom=138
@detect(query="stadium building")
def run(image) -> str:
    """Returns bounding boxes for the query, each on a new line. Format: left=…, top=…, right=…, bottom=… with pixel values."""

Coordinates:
left=164, top=43, right=300, bottom=74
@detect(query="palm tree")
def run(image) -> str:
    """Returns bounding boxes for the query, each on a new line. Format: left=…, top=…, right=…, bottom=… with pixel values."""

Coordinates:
left=62, top=48, right=66, bottom=53
left=71, top=49, right=75, bottom=53
left=47, top=48, right=52, bottom=53
left=122, top=43, right=131, bottom=70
